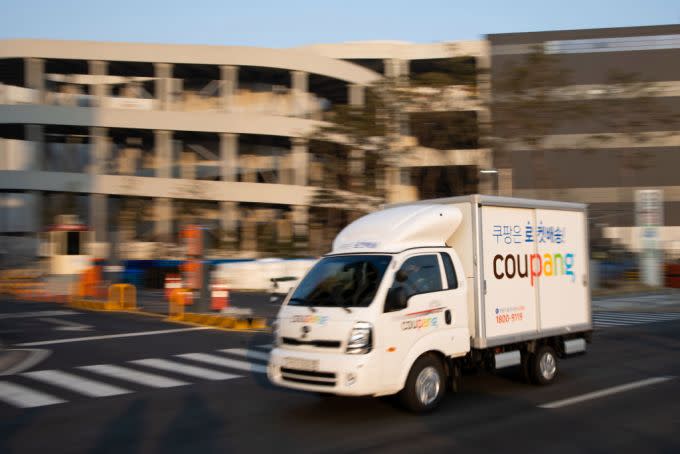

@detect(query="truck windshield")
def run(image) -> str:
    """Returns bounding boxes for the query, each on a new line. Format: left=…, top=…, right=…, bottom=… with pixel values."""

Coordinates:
left=288, top=255, right=391, bottom=308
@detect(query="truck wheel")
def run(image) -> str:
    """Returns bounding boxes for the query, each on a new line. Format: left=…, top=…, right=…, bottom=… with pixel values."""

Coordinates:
left=530, top=345, right=558, bottom=385
left=399, top=354, right=446, bottom=413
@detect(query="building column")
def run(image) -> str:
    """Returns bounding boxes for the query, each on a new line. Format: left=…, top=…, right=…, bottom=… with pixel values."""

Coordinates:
left=291, top=137, right=308, bottom=187
left=219, top=132, right=239, bottom=246
left=220, top=65, right=238, bottom=111
left=153, top=199, right=174, bottom=243
left=88, top=60, right=109, bottom=106
left=220, top=133, right=238, bottom=182
left=348, top=84, right=365, bottom=107
left=292, top=205, right=309, bottom=253
left=291, top=70, right=308, bottom=117
left=154, top=130, right=173, bottom=242
left=154, top=63, right=173, bottom=110
left=24, top=58, right=45, bottom=102
left=383, top=58, right=409, bottom=78
left=348, top=84, right=366, bottom=192
left=25, top=124, right=43, bottom=171
left=89, top=127, right=109, bottom=247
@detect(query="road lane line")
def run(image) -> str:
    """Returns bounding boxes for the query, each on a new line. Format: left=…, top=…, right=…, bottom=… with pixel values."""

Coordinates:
left=539, top=376, right=676, bottom=409
left=0, top=381, right=66, bottom=408
left=0, top=310, right=78, bottom=320
left=178, top=353, right=267, bottom=374
left=220, top=348, right=270, bottom=362
left=80, top=364, right=189, bottom=388
left=23, top=370, right=131, bottom=397
left=15, top=327, right=212, bottom=347
left=131, top=358, right=240, bottom=380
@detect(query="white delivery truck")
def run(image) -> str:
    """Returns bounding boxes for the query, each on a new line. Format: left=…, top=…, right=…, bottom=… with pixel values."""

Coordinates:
left=267, top=195, right=591, bottom=412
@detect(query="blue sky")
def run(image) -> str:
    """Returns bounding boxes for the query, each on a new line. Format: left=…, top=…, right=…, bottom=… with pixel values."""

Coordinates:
left=0, top=1, right=676, bottom=47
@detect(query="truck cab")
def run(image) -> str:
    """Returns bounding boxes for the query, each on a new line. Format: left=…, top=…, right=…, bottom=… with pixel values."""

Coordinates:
left=268, top=204, right=470, bottom=411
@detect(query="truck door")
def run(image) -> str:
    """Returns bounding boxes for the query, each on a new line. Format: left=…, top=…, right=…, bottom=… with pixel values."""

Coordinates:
left=377, top=253, right=459, bottom=389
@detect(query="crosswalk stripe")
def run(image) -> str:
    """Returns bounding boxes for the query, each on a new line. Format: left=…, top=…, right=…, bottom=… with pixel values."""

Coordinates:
left=0, top=381, right=66, bottom=408
left=178, top=353, right=267, bottom=374
left=594, top=316, right=665, bottom=323
left=80, top=364, right=189, bottom=388
left=594, top=313, right=680, bottom=320
left=131, top=358, right=240, bottom=380
left=23, top=370, right=130, bottom=397
left=593, top=315, right=680, bottom=323
left=220, top=348, right=270, bottom=362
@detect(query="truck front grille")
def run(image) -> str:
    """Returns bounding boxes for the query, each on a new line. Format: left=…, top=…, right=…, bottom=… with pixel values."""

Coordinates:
left=282, top=337, right=341, bottom=349
left=281, top=367, right=336, bottom=387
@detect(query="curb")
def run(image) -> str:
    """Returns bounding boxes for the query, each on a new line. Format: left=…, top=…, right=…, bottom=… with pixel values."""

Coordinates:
left=166, top=313, right=268, bottom=331
left=68, top=299, right=139, bottom=312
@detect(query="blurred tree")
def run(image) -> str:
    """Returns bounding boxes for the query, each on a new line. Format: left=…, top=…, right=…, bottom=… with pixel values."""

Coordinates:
left=309, top=55, right=477, bottom=208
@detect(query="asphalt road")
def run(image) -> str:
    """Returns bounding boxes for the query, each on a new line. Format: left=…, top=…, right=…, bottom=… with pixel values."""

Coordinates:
left=1, top=297, right=679, bottom=454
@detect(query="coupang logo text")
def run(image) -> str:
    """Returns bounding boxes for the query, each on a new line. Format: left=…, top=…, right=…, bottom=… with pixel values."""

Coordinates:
left=490, top=221, right=575, bottom=286
left=493, top=252, right=575, bottom=286
left=291, top=315, right=329, bottom=325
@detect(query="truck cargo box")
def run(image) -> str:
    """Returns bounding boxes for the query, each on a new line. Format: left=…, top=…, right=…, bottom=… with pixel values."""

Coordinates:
left=399, top=195, right=591, bottom=348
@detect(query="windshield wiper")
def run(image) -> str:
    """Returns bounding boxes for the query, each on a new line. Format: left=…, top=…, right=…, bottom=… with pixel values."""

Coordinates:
left=340, top=303, right=352, bottom=314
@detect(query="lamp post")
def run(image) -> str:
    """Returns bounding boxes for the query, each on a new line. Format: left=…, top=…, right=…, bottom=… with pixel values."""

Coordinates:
left=479, top=168, right=499, bottom=195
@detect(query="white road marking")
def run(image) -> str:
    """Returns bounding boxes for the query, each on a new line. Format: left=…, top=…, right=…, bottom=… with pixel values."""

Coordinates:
left=38, top=317, right=92, bottom=331
left=80, top=364, right=189, bottom=388
left=539, top=376, right=676, bottom=409
left=594, top=313, right=680, bottom=321
left=220, top=348, right=270, bottom=362
left=178, top=353, right=267, bottom=374
left=0, top=381, right=66, bottom=408
left=131, top=358, right=240, bottom=380
left=592, top=312, right=680, bottom=328
left=0, top=310, right=78, bottom=320
left=15, top=327, right=212, bottom=347
left=23, top=370, right=131, bottom=397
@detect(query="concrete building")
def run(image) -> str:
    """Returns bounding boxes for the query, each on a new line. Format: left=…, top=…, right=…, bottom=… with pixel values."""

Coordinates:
left=0, top=39, right=489, bottom=261
left=488, top=24, right=680, bottom=254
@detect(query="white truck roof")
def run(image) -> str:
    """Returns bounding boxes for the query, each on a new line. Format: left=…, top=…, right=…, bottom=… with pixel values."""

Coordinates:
left=331, top=204, right=462, bottom=254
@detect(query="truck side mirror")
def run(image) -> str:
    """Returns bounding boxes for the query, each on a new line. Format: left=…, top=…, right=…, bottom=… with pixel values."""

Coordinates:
left=385, top=287, right=408, bottom=312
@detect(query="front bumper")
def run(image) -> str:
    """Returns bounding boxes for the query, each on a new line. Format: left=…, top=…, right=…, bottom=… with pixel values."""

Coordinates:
left=267, top=347, right=380, bottom=396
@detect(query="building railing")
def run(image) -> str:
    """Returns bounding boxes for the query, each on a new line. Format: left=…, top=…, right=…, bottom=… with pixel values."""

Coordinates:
left=1, top=83, right=326, bottom=117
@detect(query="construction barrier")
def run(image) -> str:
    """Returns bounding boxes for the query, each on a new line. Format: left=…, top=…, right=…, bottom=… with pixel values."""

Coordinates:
left=211, top=282, right=230, bottom=311
left=168, top=288, right=190, bottom=319
left=109, top=284, right=137, bottom=310
left=164, top=274, right=182, bottom=300
left=166, top=287, right=266, bottom=330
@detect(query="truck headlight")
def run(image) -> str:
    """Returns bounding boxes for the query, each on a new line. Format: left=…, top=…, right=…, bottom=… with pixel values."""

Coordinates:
left=346, top=321, right=372, bottom=354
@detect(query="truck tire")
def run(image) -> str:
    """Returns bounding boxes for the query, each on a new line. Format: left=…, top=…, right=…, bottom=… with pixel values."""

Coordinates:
left=399, top=354, right=446, bottom=413
left=529, top=345, right=558, bottom=385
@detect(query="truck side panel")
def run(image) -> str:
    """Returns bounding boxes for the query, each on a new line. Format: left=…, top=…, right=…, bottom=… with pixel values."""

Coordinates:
left=480, top=206, right=539, bottom=340
left=535, top=209, right=590, bottom=330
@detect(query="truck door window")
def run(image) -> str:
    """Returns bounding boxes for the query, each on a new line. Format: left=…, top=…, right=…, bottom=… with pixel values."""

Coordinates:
left=440, top=252, right=458, bottom=289
left=391, top=254, right=442, bottom=301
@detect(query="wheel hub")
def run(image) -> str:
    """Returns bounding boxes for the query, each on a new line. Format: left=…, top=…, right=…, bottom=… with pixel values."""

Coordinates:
left=415, top=366, right=440, bottom=405
left=539, top=352, right=556, bottom=380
